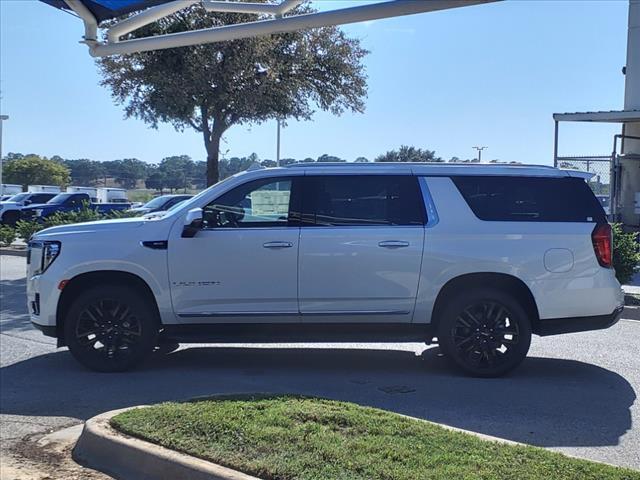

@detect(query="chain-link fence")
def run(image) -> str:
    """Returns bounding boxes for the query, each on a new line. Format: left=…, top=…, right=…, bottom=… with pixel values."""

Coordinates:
left=556, top=156, right=612, bottom=196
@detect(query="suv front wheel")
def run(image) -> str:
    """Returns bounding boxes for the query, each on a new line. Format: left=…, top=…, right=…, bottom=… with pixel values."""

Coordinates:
left=64, top=286, right=159, bottom=372
left=437, top=288, right=532, bottom=377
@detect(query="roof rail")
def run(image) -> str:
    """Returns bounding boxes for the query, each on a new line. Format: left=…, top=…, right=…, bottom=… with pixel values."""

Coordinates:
left=285, top=162, right=558, bottom=169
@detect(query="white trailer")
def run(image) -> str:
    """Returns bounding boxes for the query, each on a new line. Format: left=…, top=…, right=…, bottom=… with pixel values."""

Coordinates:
left=97, top=187, right=128, bottom=204
left=0, top=184, right=22, bottom=196
left=67, top=186, right=99, bottom=202
left=28, top=185, right=61, bottom=194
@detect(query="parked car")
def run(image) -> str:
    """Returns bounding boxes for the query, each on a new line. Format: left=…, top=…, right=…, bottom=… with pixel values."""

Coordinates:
left=27, top=163, right=622, bottom=376
left=129, top=194, right=193, bottom=215
left=0, top=192, right=58, bottom=225
left=21, top=192, right=131, bottom=220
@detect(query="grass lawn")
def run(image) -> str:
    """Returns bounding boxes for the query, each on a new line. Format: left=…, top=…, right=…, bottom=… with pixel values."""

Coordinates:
left=111, top=395, right=639, bottom=480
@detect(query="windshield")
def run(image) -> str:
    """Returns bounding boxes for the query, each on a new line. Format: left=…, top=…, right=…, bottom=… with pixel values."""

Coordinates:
left=143, top=196, right=171, bottom=209
left=47, top=193, right=75, bottom=204
left=6, top=193, right=29, bottom=203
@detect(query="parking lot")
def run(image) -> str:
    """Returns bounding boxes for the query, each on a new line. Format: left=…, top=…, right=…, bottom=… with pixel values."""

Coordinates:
left=1, top=254, right=638, bottom=471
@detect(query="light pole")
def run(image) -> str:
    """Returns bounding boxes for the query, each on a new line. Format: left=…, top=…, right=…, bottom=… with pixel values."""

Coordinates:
left=276, top=118, right=281, bottom=167
left=473, top=146, right=487, bottom=163
left=0, top=115, right=8, bottom=188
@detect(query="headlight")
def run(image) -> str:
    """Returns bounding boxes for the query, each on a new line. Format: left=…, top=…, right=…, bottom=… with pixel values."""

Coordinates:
left=30, top=241, right=61, bottom=274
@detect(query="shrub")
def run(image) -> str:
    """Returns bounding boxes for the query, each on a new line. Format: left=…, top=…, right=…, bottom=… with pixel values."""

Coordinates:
left=0, top=225, right=16, bottom=247
left=613, top=223, right=640, bottom=285
left=14, top=220, right=43, bottom=241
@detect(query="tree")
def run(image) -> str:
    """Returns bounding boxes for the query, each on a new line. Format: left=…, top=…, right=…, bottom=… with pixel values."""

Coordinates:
left=145, top=170, right=167, bottom=193
left=97, top=2, right=368, bottom=186
left=113, top=158, right=148, bottom=189
left=158, top=155, right=194, bottom=191
left=317, top=154, right=346, bottom=163
left=261, top=159, right=277, bottom=168
left=3, top=155, right=70, bottom=190
left=354, top=157, right=369, bottom=163
left=64, top=158, right=105, bottom=186
left=375, top=146, right=442, bottom=163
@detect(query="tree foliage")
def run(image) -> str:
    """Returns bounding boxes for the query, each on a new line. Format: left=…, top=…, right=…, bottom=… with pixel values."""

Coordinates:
left=3, top=155, right=70, bottom=189
left=63, top=158, right=105, bottom=186
left=97, top=2, right=368, bottom=186
left=375, top=146, right=442, bottom=163
left=612, top=224, right=640, bottom=285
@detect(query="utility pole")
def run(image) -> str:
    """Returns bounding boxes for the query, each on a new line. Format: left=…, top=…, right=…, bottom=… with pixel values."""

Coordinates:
left=276, top=119, right=281, bottom=167
left=0, top=115, right=8, bottom=189
left=620, top=0, right=640, bottom=228
left=473, top=146, right=487, bottom=163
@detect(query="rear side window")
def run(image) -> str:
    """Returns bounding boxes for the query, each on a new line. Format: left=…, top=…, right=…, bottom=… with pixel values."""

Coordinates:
left=301, top=175, right=425, bottom=226
left=452, top=176, right=606, bottom=223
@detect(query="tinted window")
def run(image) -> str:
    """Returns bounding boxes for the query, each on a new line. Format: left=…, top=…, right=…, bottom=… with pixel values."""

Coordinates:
left=203, top=177, right=296, bottom=228
left=452, top=176, right=607, bottom=222
left=32, top=194, right=56, bottom=203
left=301, top=175, right=425, bottom=226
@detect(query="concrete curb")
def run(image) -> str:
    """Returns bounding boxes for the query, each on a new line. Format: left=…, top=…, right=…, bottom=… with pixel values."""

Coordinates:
left=73, top=407, right=260, bottom=480
left=0, top=247, right=27, bottom=257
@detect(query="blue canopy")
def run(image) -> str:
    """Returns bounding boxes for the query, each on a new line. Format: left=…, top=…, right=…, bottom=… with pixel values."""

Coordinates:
left=41, top=0, right=171, bottom=23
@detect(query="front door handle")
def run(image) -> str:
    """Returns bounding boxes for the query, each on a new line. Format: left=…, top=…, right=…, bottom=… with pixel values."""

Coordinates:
left=378, top=240, right=410, bottom=248
left=263, top=241, right=293, bottom=249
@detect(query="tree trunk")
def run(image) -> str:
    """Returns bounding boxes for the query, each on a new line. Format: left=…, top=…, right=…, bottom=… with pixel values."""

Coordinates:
left=206, top=130, right=222, bottom=187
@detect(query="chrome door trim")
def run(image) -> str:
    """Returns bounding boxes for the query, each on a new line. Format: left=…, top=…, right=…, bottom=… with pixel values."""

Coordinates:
left=178, top=311, right=299, bottom=318
left=302, top=310, right=410, bottom=316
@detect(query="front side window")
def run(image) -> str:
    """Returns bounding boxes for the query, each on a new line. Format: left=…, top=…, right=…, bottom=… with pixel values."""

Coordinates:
left=203, top=177, right=295, bottom=228
left=301, top=175, right=425, bottom=227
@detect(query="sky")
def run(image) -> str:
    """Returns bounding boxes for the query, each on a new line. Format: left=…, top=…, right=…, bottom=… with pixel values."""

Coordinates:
left=0, top=0, right=631, bottom=166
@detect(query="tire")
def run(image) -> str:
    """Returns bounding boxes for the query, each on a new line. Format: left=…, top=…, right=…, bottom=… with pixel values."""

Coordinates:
left=64, top=285, right=159, bottom=372
left=437, top=288, right=532, bottom=377
left=2, top=211, right=19, bottom=226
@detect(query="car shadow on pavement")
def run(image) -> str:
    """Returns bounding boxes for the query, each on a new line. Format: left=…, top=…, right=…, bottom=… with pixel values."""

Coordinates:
left=0, top=345, right=634, bottom=449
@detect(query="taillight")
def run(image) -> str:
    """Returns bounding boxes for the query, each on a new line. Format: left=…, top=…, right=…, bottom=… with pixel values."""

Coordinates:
left=592, top=223, right=612, bottom=268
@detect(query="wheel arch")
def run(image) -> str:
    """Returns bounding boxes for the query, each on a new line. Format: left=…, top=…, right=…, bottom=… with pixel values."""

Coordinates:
left=431, top=272, right=540, bottom=332
left=55, top=270, right=161, bottom=346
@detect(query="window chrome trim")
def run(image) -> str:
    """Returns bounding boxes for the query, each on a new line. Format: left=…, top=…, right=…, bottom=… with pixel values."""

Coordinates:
left=418, top=177, right=440, bottom=228
left=178, top=310, right=409, bottom=318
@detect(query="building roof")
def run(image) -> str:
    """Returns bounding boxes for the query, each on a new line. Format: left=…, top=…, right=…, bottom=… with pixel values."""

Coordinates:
left=553, top=110, right=640, bottom=123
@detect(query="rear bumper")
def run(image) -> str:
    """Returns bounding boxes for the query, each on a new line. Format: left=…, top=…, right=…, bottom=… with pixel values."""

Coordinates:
left=535, top=307, right=624, bottom=336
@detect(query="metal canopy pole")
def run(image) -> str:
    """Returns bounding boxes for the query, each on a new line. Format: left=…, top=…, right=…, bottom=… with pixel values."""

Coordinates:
left=83, top=0, right=498, bottom=57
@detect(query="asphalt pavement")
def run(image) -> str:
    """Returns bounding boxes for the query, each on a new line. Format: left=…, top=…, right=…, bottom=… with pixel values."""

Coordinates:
left=1, top=254, right=639, bottom=471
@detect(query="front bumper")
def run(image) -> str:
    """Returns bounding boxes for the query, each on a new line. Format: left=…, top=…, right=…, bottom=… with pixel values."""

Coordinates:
left=31, top=321, right=57, bottom=338
left=535, top=306, right=624, bottom=336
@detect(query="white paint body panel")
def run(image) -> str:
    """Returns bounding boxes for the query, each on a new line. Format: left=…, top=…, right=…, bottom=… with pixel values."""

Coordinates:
left=27, top=164, right=623, bottom=333
left=298, top=226, right=424, bottom=322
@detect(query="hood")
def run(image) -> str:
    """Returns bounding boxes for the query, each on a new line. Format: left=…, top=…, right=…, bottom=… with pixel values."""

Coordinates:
left=33, top=216, right=148, bottom=238
left=129, top=207, right=152, bottom=213
left=0, top=202, right=19, bottom=208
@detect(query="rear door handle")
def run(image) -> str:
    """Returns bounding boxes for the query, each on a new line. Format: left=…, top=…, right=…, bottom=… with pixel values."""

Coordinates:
left=378, top=241, right=410, bottom=248
left=263, top=241, right=293, bottom=249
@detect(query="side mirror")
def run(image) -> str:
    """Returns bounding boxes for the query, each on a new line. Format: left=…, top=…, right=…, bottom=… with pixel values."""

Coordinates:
left=182, top=208, right=203, bottom=238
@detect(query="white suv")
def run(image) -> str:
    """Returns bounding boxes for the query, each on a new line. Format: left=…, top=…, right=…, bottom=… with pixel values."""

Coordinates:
left=26, top=163, right=623, bottom=376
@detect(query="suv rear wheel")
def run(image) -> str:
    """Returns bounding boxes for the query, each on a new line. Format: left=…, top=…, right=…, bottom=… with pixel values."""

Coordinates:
left=437, top=288, right=532, bottom=377
left=64, top=286, right=159, bottom=372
